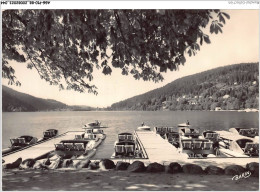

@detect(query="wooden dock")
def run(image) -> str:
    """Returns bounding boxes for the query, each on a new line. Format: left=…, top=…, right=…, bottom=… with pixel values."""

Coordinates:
left=134, top=130, right=259, bottom=168
left=2, top=131, right=84, bottom=165
left=3, top=130, right=259, bottom=169
left=134, top=130, right=188, bottom=162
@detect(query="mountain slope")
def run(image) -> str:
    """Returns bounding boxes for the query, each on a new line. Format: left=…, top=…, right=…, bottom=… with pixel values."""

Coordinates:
left=2, top=86, right=68, bottom=112
left=110, top=63, right=259, bottom=111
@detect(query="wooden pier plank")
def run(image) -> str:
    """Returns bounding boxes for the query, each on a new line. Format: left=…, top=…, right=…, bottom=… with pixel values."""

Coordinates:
left=135, top=131, right=188, bottom=163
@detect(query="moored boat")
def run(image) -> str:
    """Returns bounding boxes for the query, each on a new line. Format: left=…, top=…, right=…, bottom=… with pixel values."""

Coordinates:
left=154, top=126, right=179, bottom=146
left=2, top=135, right=38, bottom=155
left=54, top=125, right=106, bottom=157
left=178, top=127, right=201, bottom=139
left=179, top=138, right=215, bottom=157
left=229, top=127, right=259, bottom=139
left=54, top=139, right=97, bottom=156
left=154, top=126, right=176, bottom=134
left=137, top=125, right=151, bottom=131
left=178, top=128, right=215, bottom=157
left=43, top=129, right=58, bottom=140
left=111, top=132, right=136, bottom=158
left=80, top=127, right=106, bottom=140
left=178, top=123, right=190, bottom=127
left=202, top=131, right=220, bottom=141
left=165, top=131, right=180, bottom=148
left=216, top=130, right=259, bottom=157
left=154, top=126, right=216, bottom=157
left=83, top=120, right=108, bottom=129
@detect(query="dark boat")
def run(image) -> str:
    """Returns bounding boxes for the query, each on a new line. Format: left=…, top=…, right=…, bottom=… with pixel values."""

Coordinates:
left=2, top=135, right=38, bottom=155
left=229, top=127, right=259, bottom=138
left=165, top=131, right=180, bottom=148
left=43, top=129, right=58, bottom=140
left=154, top=126, right=180, bottom=147
left=202, top=131, right=220, bottom=141
left=179, top=127, right=201, bottom=139
left=10, top=135, right=38, bottom=150
left=154, top=126, right=175, bottom=138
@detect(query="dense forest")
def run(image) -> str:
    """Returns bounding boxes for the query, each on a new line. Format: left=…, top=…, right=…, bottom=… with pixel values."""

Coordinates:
left=110, top=63, right=259, bottom=111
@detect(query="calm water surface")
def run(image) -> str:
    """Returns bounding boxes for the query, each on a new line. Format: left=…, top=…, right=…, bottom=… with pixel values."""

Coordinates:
left=2, top=111, right=259, bottom=159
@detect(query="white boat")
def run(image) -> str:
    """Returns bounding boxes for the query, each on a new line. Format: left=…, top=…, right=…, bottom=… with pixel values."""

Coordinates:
left=245, top=108, right=258, bottom=112
left=81, top=127, right=106, bottom=140
left=137, top=125, right=151, bottom=131
left=54, top=126, right=106, bottom=157
left=178, top=123, right=190, bottom=127
left=83, top=120, right=108, bottom=129
left=216, top=130, right=259, bottom=157
left=229, top=127, right=259, bottom=139
left=54, top=139, right=97, bottom=156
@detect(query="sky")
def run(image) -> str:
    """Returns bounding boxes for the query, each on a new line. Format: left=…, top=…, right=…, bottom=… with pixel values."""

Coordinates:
left=2, top=9, right=259, bottom=108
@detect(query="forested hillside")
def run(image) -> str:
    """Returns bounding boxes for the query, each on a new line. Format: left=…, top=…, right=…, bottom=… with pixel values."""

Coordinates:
left=2, top=86, right=96, bottom=112
left=110, top=63, right=259, bottom=111
left=2, top=86, right=68, bottom=112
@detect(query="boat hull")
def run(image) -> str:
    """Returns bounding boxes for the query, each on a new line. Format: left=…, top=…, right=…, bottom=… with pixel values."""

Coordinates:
left=178, top=123, right=190, bottom=127
left=54, top=134, right=106, bottom=157
left=2, top=148, right=13, bottom=155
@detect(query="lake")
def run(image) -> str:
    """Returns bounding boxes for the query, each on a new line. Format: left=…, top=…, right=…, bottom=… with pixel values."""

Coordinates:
left=2, top=111, right=259, bottom=159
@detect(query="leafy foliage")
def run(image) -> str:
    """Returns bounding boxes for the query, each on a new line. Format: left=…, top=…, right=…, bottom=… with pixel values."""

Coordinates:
left=2, top=10, right=229, bottom=94
left=110, top=63, right=259, bottom=111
